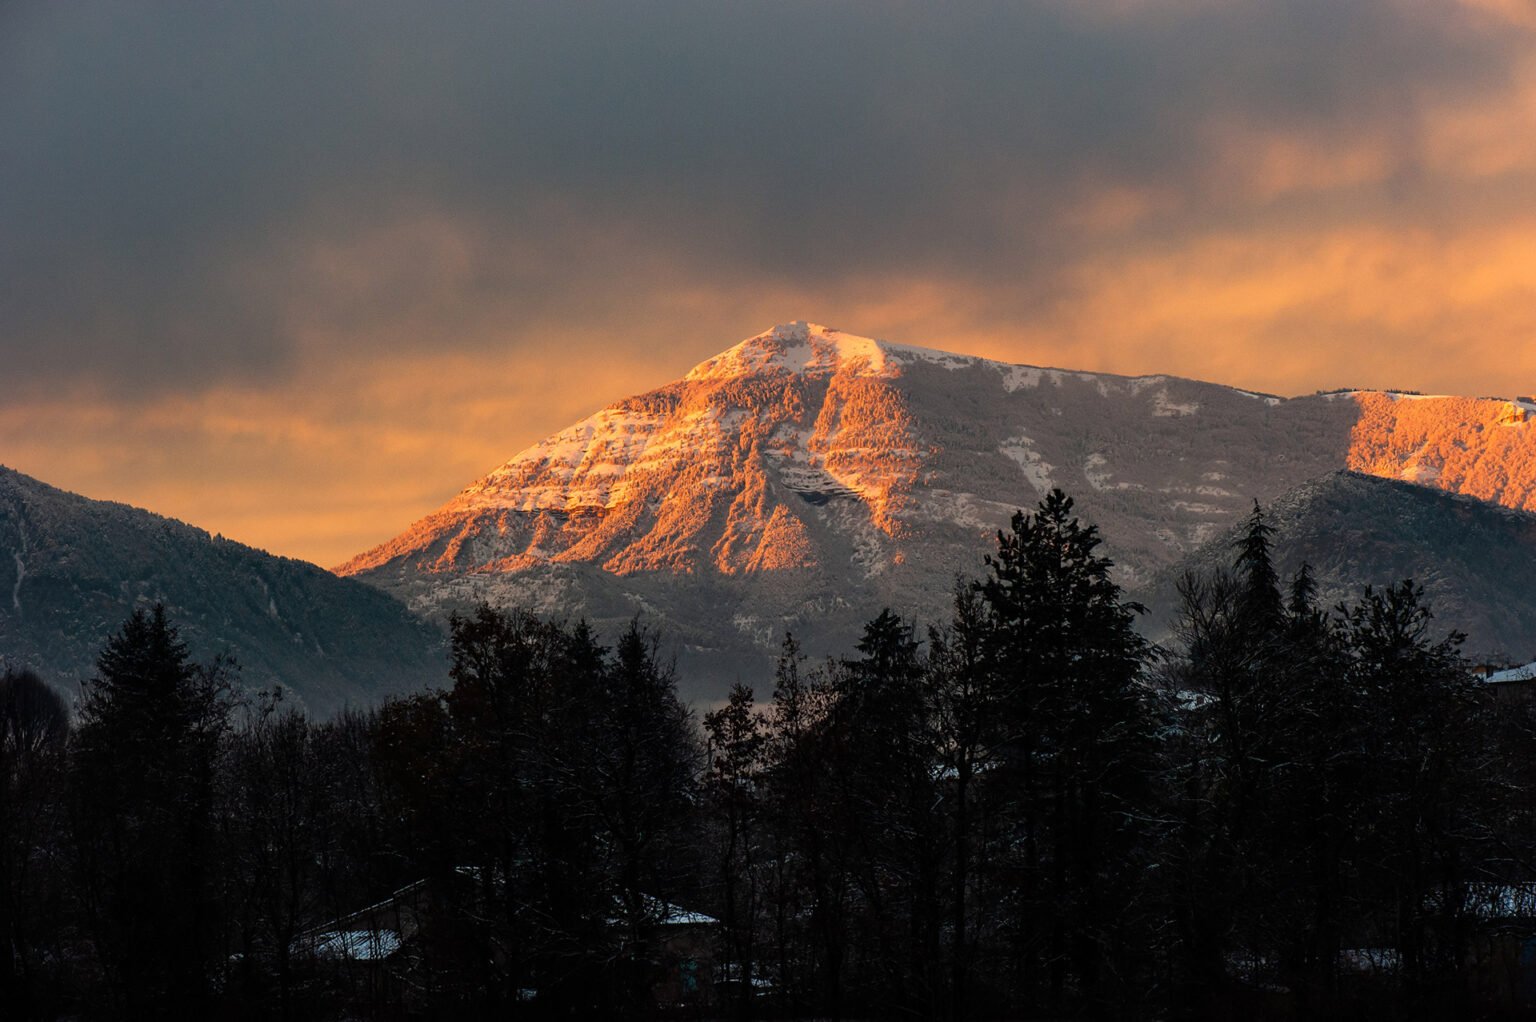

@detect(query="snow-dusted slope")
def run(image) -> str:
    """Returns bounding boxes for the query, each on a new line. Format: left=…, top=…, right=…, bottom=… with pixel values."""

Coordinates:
left=340, top=322, right=1536, bottom=697
left=1142, top=471, right=1536, bottom=662
left=0, top=466, right=445, bottom=714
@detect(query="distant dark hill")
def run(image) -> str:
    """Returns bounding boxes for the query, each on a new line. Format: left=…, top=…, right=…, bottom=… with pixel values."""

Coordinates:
left=1138, top=471, right=1536, bottom=663
left=0, top=466, right=446, bottom=715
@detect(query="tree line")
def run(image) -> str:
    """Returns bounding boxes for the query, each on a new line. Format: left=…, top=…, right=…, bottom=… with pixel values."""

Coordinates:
left=3, top=488, right=1533, bottom=1019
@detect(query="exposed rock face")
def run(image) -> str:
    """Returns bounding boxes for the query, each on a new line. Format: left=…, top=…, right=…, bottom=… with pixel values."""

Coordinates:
left=341, top=322, right=1536, bottom=698
left=0, top=466, right=445, bottom=715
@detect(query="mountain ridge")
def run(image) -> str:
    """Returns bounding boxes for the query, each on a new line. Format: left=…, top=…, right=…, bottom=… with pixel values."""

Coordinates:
left=340, top=322, right=1536, bottom=696
left=1142, top=470, right=1536, bottom=662
left=0, top=465, right=446, bottom=714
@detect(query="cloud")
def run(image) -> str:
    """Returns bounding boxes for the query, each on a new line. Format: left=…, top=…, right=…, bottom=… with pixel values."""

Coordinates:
left=2, top=1, right=1525, bottom=392
left=3, top=1, right=1535, bottom=561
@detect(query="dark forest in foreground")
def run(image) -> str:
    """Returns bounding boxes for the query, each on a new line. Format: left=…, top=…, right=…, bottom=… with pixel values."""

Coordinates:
left=5, top=490, right=1536, bottom=1020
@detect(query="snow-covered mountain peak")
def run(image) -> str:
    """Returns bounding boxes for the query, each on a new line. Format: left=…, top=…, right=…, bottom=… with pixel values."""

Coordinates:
left=683, top=320, right=995, bottom=383
left=339, top=323, right=1536, bottom=696
left=682, top=322, right=1264, bottom=396
left=684, top=321, right=898, bottom=381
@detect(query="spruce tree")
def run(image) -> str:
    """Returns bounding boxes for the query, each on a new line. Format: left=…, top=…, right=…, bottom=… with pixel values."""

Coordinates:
left=926, top=586, right=996, bottom=1019
left=1165, top=505, right=1316, bottom=1003
left=1234, top=500, right=1284, bottom=629
left=977, top=489, right=1153, bottom=1011
left=1343, top=581, right=1489, bottom=989
left=596, top=620, right=700, bottom=1009
left=702, top=684, right=765, bottom=1015
left=71, top=604, right=234, bottom=1017
left=836, top=609, right=942, bottom=1016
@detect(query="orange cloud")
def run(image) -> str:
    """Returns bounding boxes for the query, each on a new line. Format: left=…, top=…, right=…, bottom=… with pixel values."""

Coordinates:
left=1023, top=220, right=1536, bottom=393
left=1422, top=52, right=1536, bottom=179
left=0, top=342, right=668, bottom=567
left=1458, top=0, right=1536, bottom=30
left=10, top=184, right=1536, bottom=570
left=13, top=46, right=1536, bottom=571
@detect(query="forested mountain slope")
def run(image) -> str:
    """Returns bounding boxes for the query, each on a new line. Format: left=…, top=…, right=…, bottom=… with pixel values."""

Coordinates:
left=1139, top=471, right=1536, bottom=663
left=0, top=466, right=445, bottom=714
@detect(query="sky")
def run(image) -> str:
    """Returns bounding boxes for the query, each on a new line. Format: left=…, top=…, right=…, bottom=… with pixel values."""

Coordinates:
left=4, top=0, right=1536, bottom=567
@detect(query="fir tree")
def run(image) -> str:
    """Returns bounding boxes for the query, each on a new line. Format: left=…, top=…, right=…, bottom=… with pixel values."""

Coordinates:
left=1343, top=581, right=1490, bottom=989
left=596, top=620, right=701, bottom=1010
left=977, top=489, right=1153, bottom=1012
left=71, top=605, right=235, bottom=1017
left=1234, top=500, right=1284, bottom=630
left=702, top=684, right=765, bottom=1015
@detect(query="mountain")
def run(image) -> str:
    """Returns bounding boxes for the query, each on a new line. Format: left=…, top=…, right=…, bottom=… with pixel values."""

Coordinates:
left=1141, top=471, right=1536, bottom=662
left=0, top=466, right=445, bottom=715
left=340, top=322, right=1536, bottom=698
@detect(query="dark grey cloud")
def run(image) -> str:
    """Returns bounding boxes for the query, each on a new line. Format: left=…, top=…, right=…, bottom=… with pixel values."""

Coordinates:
left=0, top=0, right=1522, bottom=395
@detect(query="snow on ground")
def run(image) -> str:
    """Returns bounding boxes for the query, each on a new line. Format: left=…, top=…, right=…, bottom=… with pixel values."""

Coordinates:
left=1488, top=661, right=1536, bottom=684
left=1000, top=437, right=1054, bottom=495
left=1153, top=391, right=1199, bottom=417
left=1085, top=453, right=1112, bottom=491
left=311, top=930, right=401, bottom=961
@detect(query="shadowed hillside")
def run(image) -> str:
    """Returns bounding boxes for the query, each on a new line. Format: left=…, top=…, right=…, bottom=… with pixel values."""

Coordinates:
left=1139, top=471, right=1536, bottom=663
left=0, top=466, right=446, bottom=714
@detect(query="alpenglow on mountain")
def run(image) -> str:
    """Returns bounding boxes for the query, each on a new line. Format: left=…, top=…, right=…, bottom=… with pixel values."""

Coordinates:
left=341, top=322, right=1536, bottom=695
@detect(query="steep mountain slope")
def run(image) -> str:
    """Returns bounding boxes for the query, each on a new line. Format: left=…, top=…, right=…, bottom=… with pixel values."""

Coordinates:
left=0, top=466, right=445, bottom=714
left=1139, top=471, right=1536, bottom=663
left=341, top=322, right=1536, bottom=696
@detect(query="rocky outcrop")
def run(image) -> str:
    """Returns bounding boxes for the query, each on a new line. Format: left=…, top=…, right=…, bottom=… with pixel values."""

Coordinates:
left=340, top=322, right=1536, bottom=698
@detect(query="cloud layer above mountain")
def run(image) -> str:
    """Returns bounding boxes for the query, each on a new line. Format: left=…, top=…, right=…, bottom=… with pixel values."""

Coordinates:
left=4, top=0, right=1535, bottom=563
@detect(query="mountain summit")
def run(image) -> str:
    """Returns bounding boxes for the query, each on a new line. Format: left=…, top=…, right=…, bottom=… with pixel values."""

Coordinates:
left=341, top=322, right=1536, bottom=694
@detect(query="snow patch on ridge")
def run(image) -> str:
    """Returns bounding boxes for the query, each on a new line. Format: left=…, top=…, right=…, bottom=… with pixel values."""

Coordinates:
left=1234, top=389, right=1285, bottom=406
left=1154, top=391, right=1199, bottom=417
left=687, top=322, right=898, bottom=380
left=1001, top=437, right=1054, bottom=495
left=1001, top=366, right=1048, bottom=392
left=1085, top=453, right=1112, bottom=490
left=10, top=519, right=27, bottom=612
